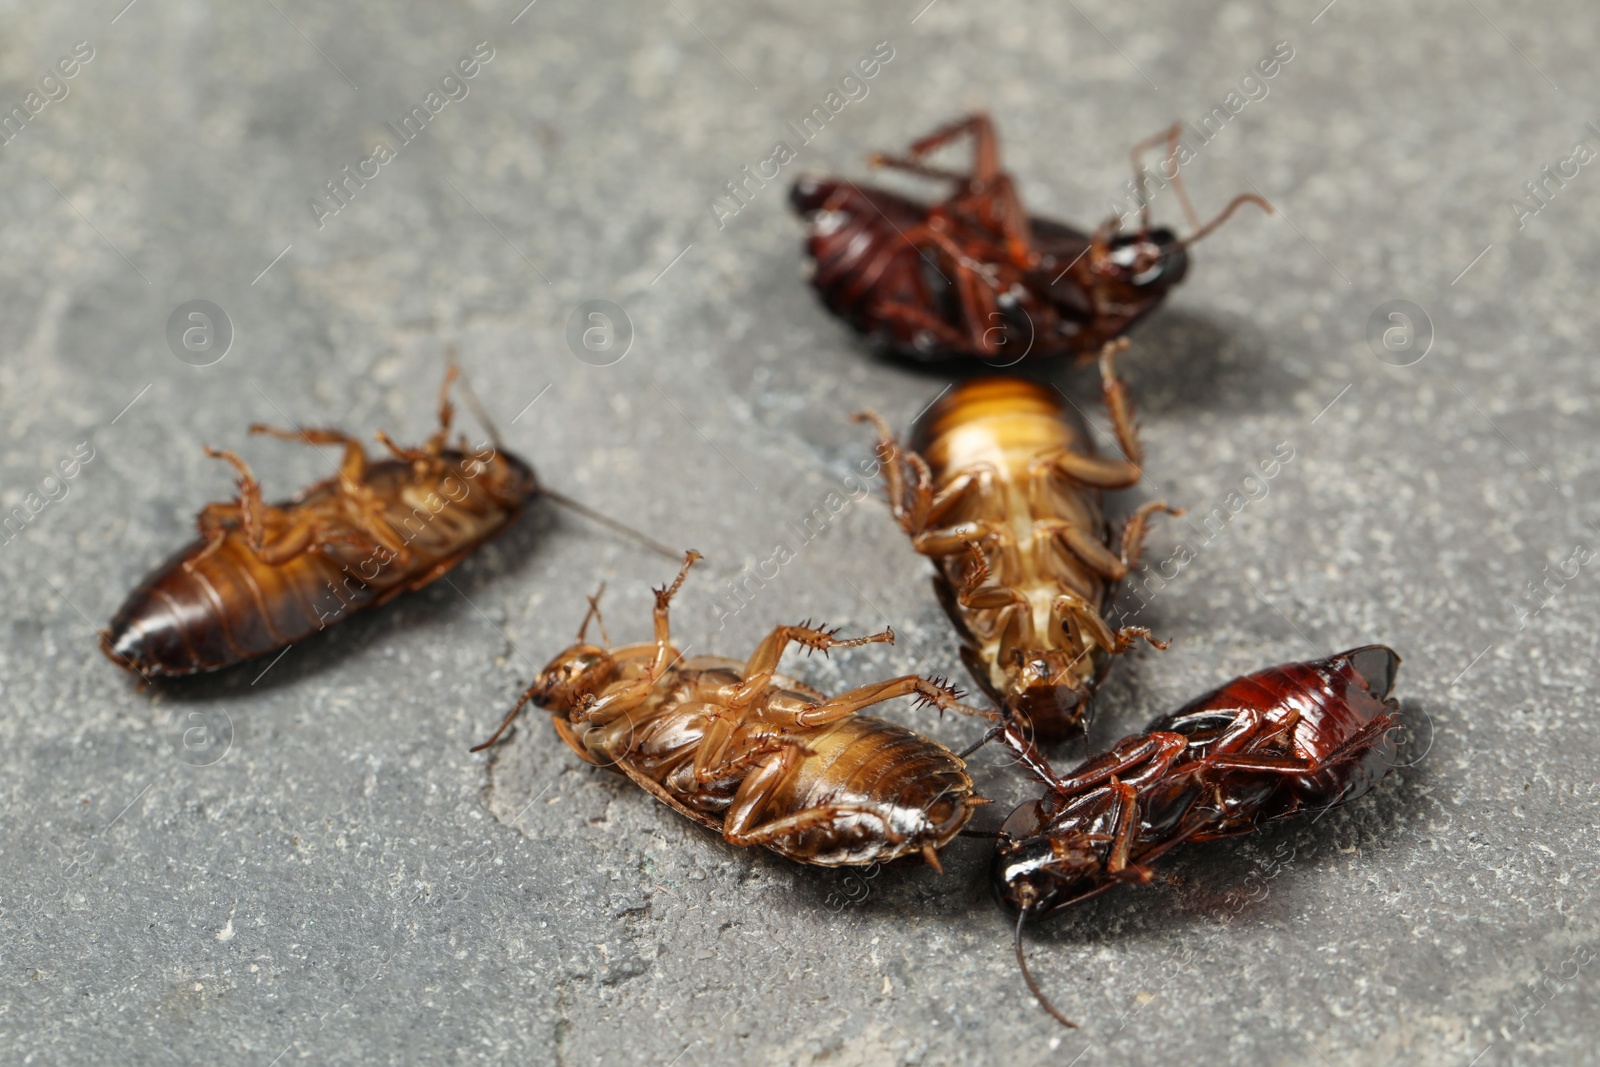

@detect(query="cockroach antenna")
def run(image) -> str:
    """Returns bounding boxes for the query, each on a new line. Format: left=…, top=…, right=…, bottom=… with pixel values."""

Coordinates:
left=450, top=352, right=679, bottom=562
left=1015, top=911, right=1078, bottom=1029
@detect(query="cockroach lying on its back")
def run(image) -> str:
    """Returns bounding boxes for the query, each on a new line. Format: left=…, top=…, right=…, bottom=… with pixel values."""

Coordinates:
left=472, top=552, right=991, bottom=869
left=991, top=645, right=1403, bottom=1027
left=791, top=113, right=1270, bottom=363
left=856, top=340, right=1179, bottom=742
left=102, top=367, right=670, bottom=679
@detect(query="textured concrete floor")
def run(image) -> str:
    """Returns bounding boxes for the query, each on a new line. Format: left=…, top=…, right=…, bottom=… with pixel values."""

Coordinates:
left=2, top=1, right=1598, bottom=1064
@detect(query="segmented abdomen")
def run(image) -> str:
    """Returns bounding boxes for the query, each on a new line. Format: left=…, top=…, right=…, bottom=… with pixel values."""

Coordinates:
left=103, top=455, right=524, bottom=677
left=774, top=715, right=974, bottom=866
left=912, top=378, right=1114, bottom=738
left=790, top=177, right=940, bottom=345
left=102, top=537, right=365, bottom=675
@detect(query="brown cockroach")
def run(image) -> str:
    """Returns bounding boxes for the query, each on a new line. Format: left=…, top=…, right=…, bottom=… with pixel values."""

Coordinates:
left=102, top=368, right=671, bottom=679
left=855, top=340, right=1178, bottom=743
left=471, top=552, right=991, bottom=868
left=990, top=646, right=1402, bottom=1026
left=791, top=113, right=1269, bottom=363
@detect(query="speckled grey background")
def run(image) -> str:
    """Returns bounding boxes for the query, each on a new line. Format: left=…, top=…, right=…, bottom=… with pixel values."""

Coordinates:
left=1, top=0, right=1596, bottom=1063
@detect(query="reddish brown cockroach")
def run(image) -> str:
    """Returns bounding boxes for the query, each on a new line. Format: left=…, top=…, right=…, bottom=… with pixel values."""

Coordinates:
left=102, top=368, right=670, bottom=679
left=791, top=113, right=1269, bottom=363
left=855, top=340, right=1178, bottom=742
left=991, top=645, right=1402, bottom=1027
left=472, top=552, right=991, bottom=868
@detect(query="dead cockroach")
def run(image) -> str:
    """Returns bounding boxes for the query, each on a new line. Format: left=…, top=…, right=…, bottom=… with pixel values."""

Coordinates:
left=471, top=551, right=991, bottom=868
left=102, top=367, right=672, bottom=679
left=991, top=645, right=1402, bottom=1027
left=855, top=340, right=1179, bottom=742
left=790, top=113, right=1269, bottom=363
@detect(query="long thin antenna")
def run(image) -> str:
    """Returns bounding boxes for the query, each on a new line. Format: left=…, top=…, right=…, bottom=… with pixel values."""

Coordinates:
left=446, top=351, right=679, bottom=563
left=470, top=685, right=540, bottom=752
left=1181, top=192, right=1273, bottom=248
left=1015, top=911, right=1078, bottom=1028
left=449, top=350, right=505, bottom=448
left=542, top=488, right=680, bottom=561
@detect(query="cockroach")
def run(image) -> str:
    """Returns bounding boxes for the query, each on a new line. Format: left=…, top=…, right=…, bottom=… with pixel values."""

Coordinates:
left=101, top=367, right=673, bottom=679
left=790, top=113, right=1270, bottom=363
left=990, top=645, right=1402, bottom=1027
left=855, top=340, right=1179, bottom=742
left=471, top=551, right=992, bottom=868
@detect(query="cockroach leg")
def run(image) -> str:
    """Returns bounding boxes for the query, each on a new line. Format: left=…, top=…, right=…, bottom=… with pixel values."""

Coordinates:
left=1034, top=517, right=1128, bottom=581
left=650, top=550, right=700, bottom=673
left=734, top=623, right=895, bottom=706
left=793, top=674, right=996, bottom=729
left=905, top=112, right=1003, bottom=182
left=248, top=424, right=372, bottom=488
left=725, top=799, right=889, bottom=851
left=1129, top=121, right=1198, bottom=233
left=1096, top=339, right=1144, bottom=470
left=576, top=582, right=610, bottom=646
left=1118, top=500, right=1182, bottom=570
left=1110, top=625, right=1168, bottom=653
left=423, top=363, right=460, bottom=457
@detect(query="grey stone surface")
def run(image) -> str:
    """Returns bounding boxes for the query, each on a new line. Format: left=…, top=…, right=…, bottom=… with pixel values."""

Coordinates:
left=1, top=0, right=1597, bottom=1063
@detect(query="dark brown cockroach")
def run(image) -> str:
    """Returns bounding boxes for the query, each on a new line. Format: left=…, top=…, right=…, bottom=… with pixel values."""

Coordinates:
left=991, top=645, right=1402, bottom=1026
left=791, top=113, right=1270, bottom=363
left=101, top=368, right=671, bottom=679
left=855, top=340, right=1179, bottom=743
left=471, top=552, right=992, bottom=868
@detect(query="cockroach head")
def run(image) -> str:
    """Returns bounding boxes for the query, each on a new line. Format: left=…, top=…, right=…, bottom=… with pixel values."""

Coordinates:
left=1095, top=225, right=1189, bottom=295
left=993, top=817, right=1104, bottom=920
left=531, top=643, right=615, bottom=711
left=1003, top=653, right=1093, bottom=739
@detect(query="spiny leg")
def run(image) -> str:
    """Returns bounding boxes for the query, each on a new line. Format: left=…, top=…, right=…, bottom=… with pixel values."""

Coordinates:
left=959, top=540, right=1031, bottom=615
left=1097, top=339, right=1143, bottom=470
left=251, top=425, right=409, bottom=558
left=850, top=410, right=924, bottom=533
left=1119, top=500, right=1182, bottom=570
left=734, top=623, right=895, bottom=706
left=650, top=550, right=701, bottom=674
left=199, top=447, right=272, bottom=555
left=792, top=674, right=996, bottom=729
left=249, top=425, right=371, bottom=488
left=693, top=727, right=812, bottom=786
